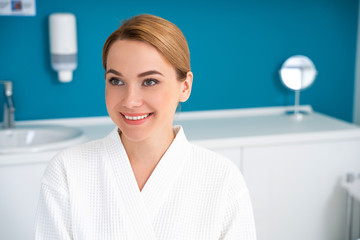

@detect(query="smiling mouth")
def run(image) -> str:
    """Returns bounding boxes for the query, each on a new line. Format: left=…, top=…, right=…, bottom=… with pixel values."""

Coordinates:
left=122, top=113, right=152, bottom=121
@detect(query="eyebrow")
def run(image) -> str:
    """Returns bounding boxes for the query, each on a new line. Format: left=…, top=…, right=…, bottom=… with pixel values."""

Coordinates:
left=105, top=69, right=164, bottom=78
left=105, top=69, right=122, bottom=76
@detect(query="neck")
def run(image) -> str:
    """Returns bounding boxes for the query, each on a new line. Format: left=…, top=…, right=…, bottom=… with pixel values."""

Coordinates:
left=120, top=127, right=175, bottom=166
left=119, top=126, right=176, bottom=191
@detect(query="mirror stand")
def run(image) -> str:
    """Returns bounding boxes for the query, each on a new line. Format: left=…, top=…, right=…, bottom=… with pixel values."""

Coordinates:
left=285, top=90, right=310, bottom=120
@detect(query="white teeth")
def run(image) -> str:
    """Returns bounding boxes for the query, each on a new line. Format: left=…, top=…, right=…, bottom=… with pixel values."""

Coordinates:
left=124, top=114, right=150, bottom=121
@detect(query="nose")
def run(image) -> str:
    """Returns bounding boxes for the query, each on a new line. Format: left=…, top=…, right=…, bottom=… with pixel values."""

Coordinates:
left=122, top=86, right=143, bottom=108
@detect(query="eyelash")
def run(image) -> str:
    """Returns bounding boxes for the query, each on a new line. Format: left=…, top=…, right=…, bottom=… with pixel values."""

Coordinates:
left=143, top=78, right=159, bottom=87
left=108, top=77, right=124, bottom=86
left=108, top=77, right=159, bottom=87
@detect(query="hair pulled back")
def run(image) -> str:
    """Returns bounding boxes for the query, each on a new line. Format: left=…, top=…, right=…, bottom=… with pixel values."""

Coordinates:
left=102, top=14, right=190, bottom=80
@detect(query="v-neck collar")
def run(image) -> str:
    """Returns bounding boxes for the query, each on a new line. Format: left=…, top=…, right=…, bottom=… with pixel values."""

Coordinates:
left=103, top=126, right=191, bottom=237
left=140, top=126, right=191, bottom=218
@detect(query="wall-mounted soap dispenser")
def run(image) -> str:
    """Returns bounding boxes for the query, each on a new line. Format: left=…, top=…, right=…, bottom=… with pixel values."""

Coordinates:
left=49, top=13, right=78, bottom=83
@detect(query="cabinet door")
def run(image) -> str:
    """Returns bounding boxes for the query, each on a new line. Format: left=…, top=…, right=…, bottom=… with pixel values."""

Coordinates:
left=0, top=162, right=48, bottom=239
left=211, top=147, right=243, bottom=171
left=242, top=139, right=360, bottom=240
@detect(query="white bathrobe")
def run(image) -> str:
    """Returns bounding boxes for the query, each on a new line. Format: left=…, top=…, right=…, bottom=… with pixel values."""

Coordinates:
left=35, top=126, right=256, bottom=240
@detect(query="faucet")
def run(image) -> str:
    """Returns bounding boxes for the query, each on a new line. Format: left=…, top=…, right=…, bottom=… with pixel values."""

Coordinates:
left=0, top=81, right=15, bottom=128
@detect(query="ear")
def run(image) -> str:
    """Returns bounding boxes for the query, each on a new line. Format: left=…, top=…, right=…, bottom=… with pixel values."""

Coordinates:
left=179, top=71, right=193, bottom=102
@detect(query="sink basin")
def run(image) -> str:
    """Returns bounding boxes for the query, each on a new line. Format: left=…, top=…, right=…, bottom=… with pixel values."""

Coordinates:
left=0, top=125, right=87, bottom=154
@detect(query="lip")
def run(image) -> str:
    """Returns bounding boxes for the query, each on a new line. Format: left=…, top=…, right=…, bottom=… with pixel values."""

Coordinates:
left=122, top=112, right=150, bottom=117
left=120, top=112, right=153, bottom=125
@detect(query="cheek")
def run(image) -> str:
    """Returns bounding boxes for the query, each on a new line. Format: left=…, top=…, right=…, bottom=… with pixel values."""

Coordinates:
left=149, top=88, right=180, bottom=112
left=105, top=88, right=120, bottom=109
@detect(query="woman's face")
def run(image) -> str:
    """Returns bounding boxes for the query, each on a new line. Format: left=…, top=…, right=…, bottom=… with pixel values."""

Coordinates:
left=105, top=40, right=192, bottom=143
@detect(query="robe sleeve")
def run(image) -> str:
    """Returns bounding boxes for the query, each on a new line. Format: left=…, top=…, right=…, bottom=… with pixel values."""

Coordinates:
left=219, top=169, right=257, bottom=240
left=35, top=153, right=73, bottom=240
left=35, top=184, right=72, bottom=240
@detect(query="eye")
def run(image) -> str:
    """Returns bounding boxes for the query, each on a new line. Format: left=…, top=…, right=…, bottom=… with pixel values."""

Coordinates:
left=108, top=77, right=124, bottom=86
left=143, top=78, right=159, bottom=87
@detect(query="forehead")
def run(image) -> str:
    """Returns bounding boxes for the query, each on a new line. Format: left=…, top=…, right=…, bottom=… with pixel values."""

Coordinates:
left=106, top=40, right=174, bottom=75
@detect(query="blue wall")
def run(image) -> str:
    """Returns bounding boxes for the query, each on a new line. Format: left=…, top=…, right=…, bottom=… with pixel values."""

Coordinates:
left=0, top=0, right=358, bottom=122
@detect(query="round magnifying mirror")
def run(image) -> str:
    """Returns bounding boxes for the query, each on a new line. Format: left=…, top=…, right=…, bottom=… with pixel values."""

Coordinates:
left=279, top=55, right=317, bottom=120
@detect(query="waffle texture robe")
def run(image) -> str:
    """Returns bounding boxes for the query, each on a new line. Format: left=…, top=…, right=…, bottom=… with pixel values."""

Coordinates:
left=35, top=126, right=256, bottom=239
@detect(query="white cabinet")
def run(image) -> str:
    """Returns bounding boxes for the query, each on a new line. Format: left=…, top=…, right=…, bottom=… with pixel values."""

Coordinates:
left=0, top=162, right=48, bottom=239
left=242, top=140, right=360, bottom=240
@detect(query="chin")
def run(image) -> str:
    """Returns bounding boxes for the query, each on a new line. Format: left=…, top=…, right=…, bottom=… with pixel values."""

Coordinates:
left=119, top=128, right=153, bottom=143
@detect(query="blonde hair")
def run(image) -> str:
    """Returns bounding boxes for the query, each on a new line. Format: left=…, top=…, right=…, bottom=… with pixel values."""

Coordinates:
left=102, top=14, right=190, bottom=80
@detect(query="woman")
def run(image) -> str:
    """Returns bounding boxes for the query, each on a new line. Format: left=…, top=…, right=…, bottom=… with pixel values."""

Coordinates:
left=35, top=14, right=256, bottom=239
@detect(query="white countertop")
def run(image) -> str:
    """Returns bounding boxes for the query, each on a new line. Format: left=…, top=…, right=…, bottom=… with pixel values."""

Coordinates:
left=2, top=105, right=360, bottom=166
left=175, top=108, right=360, bottom=148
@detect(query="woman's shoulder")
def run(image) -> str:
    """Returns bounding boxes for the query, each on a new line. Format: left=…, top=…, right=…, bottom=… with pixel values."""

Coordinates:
left=188, top=143, right=234, bottom=166
left=187, top=143, right=242, bottom=179
left=183, top=143, right=249, bottom=198
left=41, top=137, right=107, bottom=186
left=61, top=137, right=104, bottom=155
left=51, top=137, right=105, bottom=166
left=55, top=127, right=118, bottom=160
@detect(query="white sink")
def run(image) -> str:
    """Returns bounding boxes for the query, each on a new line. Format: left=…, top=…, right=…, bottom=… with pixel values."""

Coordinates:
left=0, top=125, right=87, bottom=154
